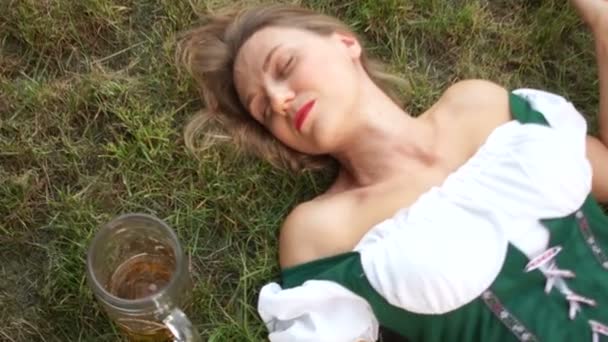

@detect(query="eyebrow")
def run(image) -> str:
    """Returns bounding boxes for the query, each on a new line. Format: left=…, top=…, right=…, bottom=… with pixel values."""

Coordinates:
left=246, top=44, right=282, bottom=111
left=263, top=44, right=282, bottom=72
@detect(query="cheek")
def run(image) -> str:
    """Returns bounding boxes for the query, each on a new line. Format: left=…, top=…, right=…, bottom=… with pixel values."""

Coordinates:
left=302, top=54, right=357, bottom=96
left=290, top=64, right=320, bottom=91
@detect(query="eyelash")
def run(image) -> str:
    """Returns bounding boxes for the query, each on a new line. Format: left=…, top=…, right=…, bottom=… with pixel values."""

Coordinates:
left=279, top=56, right=294, bottom=78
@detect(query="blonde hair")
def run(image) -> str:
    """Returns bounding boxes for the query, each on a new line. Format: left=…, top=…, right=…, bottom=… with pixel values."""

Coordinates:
left=176, top=4, right=407, bottom=172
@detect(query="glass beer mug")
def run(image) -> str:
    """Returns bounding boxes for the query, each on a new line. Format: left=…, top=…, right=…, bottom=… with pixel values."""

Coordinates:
left=86, top=213, right=200, bottom=342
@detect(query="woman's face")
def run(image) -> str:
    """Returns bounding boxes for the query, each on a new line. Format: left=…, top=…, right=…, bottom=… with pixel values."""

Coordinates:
left=233, top=26, right=364, bottom=155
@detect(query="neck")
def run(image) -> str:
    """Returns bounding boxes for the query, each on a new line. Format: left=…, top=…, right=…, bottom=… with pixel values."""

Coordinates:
left=331, top=78, right=437, bottom=187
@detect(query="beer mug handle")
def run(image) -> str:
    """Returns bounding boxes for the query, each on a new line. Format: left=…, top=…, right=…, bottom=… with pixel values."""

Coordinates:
left=163, top=308, right=200, bottom=342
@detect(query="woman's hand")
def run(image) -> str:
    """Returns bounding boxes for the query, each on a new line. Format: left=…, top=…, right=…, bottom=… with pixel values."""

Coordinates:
left=571, top=0, right=608, bottom=35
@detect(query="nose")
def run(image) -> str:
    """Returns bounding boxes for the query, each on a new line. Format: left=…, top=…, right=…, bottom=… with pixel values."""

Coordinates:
left=267, top=83, right=295, bottom=117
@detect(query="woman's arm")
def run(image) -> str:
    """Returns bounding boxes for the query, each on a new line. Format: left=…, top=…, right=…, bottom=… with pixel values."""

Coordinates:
left=589, top=30, right=608, bottom=202
left=570, top=0, right=608, bottom=202
left=596, top=30, right=608, bottom=145
left=586, top=136, right=608, bottom=201
left=590, top=18, right=608, bottom=201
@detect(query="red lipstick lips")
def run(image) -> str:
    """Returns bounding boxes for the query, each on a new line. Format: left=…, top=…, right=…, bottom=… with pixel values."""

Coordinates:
left=294, top=100, right=315, bottom=131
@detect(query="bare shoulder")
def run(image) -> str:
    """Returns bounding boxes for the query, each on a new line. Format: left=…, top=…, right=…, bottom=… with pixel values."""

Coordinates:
left=436, top=79, right=512, bottom=140
left=440, top=79, right=509, bottom=109
left=278, top=194, right=352, bottom=269
left=279, top=200, right=324, bottom=269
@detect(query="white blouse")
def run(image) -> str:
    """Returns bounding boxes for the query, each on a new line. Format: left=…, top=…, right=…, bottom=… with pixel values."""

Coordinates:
left=257, top=89, right=592, bottom=342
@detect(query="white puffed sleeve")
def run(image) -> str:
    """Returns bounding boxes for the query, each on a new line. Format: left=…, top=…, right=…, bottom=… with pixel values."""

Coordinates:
left=258, top=280, right=379, bottom=342
left=513, top=88, right=588, bottom=147
left=445, top=88, right=593, bottom=219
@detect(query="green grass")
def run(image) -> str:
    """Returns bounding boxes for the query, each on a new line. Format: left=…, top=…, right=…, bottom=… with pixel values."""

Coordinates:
left=0, top=0, right=602, bottom=341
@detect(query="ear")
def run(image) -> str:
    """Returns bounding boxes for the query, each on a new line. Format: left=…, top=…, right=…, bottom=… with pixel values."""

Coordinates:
left=331, top=31, right=362, bottom=60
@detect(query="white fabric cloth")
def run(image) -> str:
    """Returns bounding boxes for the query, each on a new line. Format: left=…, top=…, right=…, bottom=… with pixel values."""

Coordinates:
left=258, top=281, right=379, bottom=342
left=257, top=89, right=592, bottom=341
left=508, top=88, right=591, bottom=257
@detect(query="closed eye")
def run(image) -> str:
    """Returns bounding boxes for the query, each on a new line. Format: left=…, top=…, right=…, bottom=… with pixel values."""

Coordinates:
left=279, top=56, right=295, bottom=78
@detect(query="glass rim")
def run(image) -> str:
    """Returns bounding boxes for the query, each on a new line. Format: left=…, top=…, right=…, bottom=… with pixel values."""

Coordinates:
left=86, top=212, right=186, bottom=311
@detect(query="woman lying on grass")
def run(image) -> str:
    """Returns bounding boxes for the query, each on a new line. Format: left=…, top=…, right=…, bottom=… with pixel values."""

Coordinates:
left=177, top=0, right=608, bottom=340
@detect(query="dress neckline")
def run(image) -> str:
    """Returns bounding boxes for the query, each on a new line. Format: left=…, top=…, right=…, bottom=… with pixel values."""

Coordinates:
left=281, top=92, right=536, bottom=275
